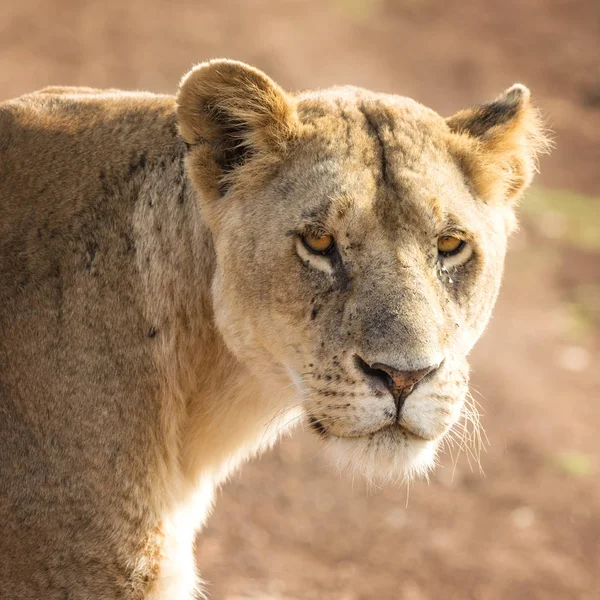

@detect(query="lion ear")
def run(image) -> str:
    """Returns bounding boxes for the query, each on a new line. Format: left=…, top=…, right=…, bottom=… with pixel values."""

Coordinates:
left=176, top=59, right=299, bottom=198
left=447, top=84, right=550, bottom=204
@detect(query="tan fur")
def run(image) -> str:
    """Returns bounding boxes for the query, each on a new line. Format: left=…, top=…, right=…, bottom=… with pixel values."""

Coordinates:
left=0, top=60, right=548, bottom=598
left=447, top=84, right=551, bottom=205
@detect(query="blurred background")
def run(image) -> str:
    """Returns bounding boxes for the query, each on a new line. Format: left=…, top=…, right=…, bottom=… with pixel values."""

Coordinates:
left=2, top=1, right=598, bottom=598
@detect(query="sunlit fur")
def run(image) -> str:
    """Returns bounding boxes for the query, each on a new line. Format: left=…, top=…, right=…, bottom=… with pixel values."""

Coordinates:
left=447, top=84, right=552, bottom=205
left=327, top=431, right=438, bottom=485
left=0, top=60, right=547, bottom=598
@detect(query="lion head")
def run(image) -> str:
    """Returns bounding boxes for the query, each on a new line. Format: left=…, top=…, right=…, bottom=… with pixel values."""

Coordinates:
left=176, top=60, right=548, bottom=482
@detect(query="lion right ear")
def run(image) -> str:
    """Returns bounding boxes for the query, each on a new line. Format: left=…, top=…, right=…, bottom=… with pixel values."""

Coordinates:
left=176, top=60, right=299, bottom=199
left=446, top=85, right=550, bottom=204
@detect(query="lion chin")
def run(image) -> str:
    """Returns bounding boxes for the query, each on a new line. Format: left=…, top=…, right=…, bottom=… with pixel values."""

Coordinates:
left=322, top=427, right=438, bottom=485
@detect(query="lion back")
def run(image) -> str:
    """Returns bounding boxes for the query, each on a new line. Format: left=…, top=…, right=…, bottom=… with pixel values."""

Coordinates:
left=0, top=88, right=184, bottom=597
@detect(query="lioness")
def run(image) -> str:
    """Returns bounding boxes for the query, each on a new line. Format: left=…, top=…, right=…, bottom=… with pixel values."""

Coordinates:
left=0, top=60, right=547, bottom=598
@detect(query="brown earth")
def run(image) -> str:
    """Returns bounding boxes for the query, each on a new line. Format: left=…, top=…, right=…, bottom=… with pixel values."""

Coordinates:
left=1, top=1, right=599, bottom=598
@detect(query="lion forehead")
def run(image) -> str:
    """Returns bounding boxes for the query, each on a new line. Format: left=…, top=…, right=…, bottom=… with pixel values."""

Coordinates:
left=270, top=91, right=475, bottom=250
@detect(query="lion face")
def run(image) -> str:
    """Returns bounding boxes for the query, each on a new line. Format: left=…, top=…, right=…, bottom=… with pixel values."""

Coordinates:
left=177, top=61, right=547, bottom=481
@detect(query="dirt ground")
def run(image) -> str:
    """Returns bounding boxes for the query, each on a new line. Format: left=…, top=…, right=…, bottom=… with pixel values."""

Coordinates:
left=1, top=1, right=599, bottom=598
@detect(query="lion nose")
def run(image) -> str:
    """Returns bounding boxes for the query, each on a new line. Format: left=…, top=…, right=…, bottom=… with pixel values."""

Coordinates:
left=355, top=356, right=438, bottom=414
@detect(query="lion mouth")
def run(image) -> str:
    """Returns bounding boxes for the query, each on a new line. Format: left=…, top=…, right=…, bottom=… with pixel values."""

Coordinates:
left=308, top=415, right=430, bottom=442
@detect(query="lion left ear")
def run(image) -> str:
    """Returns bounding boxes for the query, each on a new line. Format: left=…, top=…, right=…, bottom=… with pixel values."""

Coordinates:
left=447, top=84, right=551, bottom=204
left=176, top=59, right=299, bottom=199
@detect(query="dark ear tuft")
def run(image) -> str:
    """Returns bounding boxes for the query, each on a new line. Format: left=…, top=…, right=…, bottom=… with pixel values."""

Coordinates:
left=176, top=59, right=299, bottom=198
left=447, top=84, right=551, bottom=203
left=447, top=84, right=529, bottom=138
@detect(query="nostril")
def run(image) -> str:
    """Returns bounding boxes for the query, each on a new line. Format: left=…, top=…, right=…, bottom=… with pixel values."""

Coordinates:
left=371, top=362, right=438, bottom=392
left=354, top=355, right=395, bottom=394
left=354, top=355, right=439, bottom=414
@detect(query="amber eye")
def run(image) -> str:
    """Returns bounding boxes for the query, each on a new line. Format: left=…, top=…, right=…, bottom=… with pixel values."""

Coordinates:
left=438, top=235, right=465, bottom=256
left=302, top=233, right=335, bottom=255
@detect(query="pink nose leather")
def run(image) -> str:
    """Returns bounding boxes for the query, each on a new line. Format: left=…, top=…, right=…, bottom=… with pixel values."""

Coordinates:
left=370, top=363, right=438, bottom=411
left=371, top=364, right=436, bottom=393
